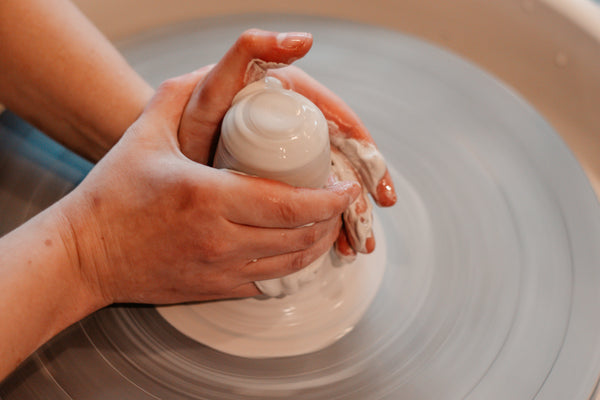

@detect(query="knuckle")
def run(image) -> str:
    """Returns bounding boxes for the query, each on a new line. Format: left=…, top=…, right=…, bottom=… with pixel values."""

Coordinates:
left=169, top=176, right=198, bottom=211
left=299, top=227, right=319, bottom=248
left=241, top=28, right=262, bottom=41
left=202, top=238, right=231, bottom=262
left=237, top=29, right=261, bottom=51
left=274, top=200, right=302, bottom=226
left=157, top=76, right=184, bottom=93
left=200, top=238, right=219, bottom=262
left=198, top=226, right=234, bottom=262
left=288, top=251, right=308, bottom=273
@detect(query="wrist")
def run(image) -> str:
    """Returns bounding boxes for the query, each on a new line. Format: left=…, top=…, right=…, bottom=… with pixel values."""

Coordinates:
left=0, top=200, right=108, bottom=379
left=54, top=194, right=113, bottom=311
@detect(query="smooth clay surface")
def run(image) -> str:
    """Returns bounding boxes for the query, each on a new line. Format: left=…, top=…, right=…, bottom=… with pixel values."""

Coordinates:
left=157, top=217, right=387, bottom=358
left=214, top=76, right=330, bottom=189
left=213, top=76, right=333, bottom=298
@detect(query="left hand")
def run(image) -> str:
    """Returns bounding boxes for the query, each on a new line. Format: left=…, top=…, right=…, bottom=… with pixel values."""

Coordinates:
left=177, top=29, right=397, bottom=260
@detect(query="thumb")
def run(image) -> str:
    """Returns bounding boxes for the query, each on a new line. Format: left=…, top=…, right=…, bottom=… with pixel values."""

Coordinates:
left=141, top=68, right=211, bottom=134
left=179, top=29, right=313, bottom=164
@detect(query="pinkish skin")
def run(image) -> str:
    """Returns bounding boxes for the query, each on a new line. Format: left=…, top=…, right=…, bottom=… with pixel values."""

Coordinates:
left=330, top=147, right=376, bottom=255
left=177, top=28, right=396, bottom=259
left=178, top=29, right=396, bottom=206
left=179, top=30, right=314, bottom=165
left=239, top=61, right=393, bottom=258
left=269, top=66, right=395, bottom=257
left=268, top=66, right=397, bottom=208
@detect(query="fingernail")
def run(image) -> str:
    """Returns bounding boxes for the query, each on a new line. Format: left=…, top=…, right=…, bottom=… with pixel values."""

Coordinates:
left=277, top=32, right=312, bottom=50
left=365, top=236, right=376, bottom=253
left=376, top=178, right=397, bottom=207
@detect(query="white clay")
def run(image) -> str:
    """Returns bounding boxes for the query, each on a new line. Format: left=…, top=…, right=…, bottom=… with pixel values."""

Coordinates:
left=156, top=217, right=388, bottom=358
left=254, top=252, right=329, bottom=297
left=328, top=122, right=387, bottom=197
left=244, top=59, right=288, bottom=85
left=215, top=76, right=330, bottom=189
left=214, top=77, right=331, bottom=297
left=330, top=150, right=374, bottom=253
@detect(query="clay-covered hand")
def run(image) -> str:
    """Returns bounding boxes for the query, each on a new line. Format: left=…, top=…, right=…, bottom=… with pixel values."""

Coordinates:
left=178, top=29, right=396, bottom=261
left=269, top=67, right=397, bottom=260
left=178, top=29, right=314, bottom=164
left=60, top=71, right=360, bottom=305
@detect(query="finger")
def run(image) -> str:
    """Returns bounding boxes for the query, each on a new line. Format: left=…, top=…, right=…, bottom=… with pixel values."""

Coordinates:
left=233, top=215, right=342, bottom=260
left=329, top=127, right=397, bottom=208
left=241, top=220, right=339, bottom=282
left=269, top=66, right=367, bottom=142
left=269, top=66, right=397, bottom=207
left=334, top=225, right=357, bottom=263
left=218, top=171, right=360, bottom=228
left=194, top=283, right=260, bottom=302
left=375, top=170, right=396, bottom=207
left=140, top=68, right=211, bottom=133
left=330, top=148, right=375, bottom=254
left=179, top=29, right=313, bottom=164
left=225, top=283, right=261, bottom=299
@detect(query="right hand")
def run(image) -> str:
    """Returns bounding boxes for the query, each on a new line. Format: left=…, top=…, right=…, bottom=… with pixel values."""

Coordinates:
left=176, top=29, right=396, bottom=263
left=58, top=70, right=360, bottom=306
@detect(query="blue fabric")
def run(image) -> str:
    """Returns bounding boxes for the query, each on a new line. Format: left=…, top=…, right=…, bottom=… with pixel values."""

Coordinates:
left=0, top=110, right=92, bottom=184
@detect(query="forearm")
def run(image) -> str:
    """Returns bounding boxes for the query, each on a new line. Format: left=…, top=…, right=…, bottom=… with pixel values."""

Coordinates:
left=0, top=0, right=154, bottom=161
left=0, top=200, right=105, bottom=381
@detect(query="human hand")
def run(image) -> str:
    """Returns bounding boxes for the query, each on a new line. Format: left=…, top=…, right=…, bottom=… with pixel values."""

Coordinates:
left=177, top=29, right=396, bottom=261
left=59, top=71, right=360, bottom=305
left=269, top=67, right=397, bottom=260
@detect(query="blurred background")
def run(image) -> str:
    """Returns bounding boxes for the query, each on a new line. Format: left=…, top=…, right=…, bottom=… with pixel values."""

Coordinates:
left=2, top=1, right=600, bottom=399
left=71, top=0, right=600, bottom=198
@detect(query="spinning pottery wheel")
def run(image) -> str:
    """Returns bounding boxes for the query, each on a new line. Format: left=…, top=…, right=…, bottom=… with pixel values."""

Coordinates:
left=2, top=5, right=600, bottom=400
